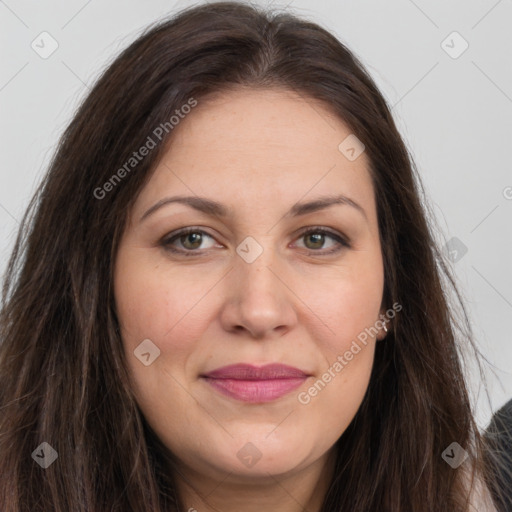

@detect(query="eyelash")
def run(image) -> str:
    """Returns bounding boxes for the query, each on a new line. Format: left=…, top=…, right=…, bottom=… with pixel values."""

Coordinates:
left=160, top=226, right=350, bottom=257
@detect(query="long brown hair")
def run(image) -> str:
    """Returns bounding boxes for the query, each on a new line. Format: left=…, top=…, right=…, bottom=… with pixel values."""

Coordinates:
left=0, top=2, right=507, bottom=510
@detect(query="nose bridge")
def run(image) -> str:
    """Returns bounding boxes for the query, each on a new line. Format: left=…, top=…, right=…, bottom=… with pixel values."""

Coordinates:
left=220, top=233, right=297, bottom=337
left=234, top=233, right=282, bottom=297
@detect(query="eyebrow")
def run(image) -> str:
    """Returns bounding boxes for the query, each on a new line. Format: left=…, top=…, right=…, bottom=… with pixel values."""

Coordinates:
left=139, top=193, right=367, bottom=223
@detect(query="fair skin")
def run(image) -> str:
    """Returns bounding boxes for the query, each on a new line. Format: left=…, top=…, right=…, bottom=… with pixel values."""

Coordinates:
left=114, top=88, right=387, bottom=511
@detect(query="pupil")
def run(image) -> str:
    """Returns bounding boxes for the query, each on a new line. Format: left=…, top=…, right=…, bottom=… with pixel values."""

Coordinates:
left=307, top=233, right=323, bottom=249
left=184, top=232, right=201, bottom=249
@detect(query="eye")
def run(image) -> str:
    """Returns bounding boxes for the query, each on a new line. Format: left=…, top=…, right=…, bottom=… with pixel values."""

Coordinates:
left=293, top=227, right=350, bottom=255
left=161, top=228, right=221, bottom=256
left=161, top=226, right=350, bottom=257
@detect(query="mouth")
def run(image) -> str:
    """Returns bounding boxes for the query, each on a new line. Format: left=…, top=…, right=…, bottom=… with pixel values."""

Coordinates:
left=200, top=363, right=310, bottom=403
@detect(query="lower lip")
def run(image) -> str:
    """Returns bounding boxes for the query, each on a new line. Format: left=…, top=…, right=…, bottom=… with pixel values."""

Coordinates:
left=202, top=377, right=307, bottom=403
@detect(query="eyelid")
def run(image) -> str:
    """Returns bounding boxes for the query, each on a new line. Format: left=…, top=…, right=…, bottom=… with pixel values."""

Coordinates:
left=160, top=227, right=221, bottom=254
left=292, top=226, right=351, bottom=253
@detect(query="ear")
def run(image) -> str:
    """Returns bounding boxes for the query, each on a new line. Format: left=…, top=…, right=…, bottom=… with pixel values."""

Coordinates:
left=376, top=311, right=389, bottom=341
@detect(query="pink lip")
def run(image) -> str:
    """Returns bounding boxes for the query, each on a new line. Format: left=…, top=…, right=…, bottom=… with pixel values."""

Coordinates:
left=201, top=363, right=310, bottom=403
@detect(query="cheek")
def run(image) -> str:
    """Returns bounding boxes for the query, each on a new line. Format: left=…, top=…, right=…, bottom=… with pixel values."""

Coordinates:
left=293, top=255, right=382, bottom=419
left=297, top=329, right=376, bottom=440
left=113, top=252, right=211, bottom=422
left=297, top=260, right=383, bottom=353
left=114, top=251, right=211, bottom=350
left=323, top=351, right=374, bottom=435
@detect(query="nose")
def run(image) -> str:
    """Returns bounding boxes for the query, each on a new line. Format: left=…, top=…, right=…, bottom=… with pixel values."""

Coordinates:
left=219, top=246, right=298, bottom=339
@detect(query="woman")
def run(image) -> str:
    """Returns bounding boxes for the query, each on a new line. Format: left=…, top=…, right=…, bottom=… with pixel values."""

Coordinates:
left=0, top=2, right=508, bottom=510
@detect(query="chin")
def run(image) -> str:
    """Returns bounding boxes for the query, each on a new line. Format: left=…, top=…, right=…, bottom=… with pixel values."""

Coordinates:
left=200, top=433, right=315, bottom=479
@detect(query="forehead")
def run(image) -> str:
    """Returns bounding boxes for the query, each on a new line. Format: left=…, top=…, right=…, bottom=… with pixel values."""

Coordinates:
left=167, top=87, right=362, bottom=164
left=132, top=87, right=375, bottom=221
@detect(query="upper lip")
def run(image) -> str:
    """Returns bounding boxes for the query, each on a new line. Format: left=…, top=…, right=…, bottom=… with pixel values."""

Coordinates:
left=201, top=363, right=309, bottom=380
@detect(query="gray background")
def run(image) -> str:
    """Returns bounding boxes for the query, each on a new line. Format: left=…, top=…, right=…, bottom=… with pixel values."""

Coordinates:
left=1, top=0, right=511, bottom=427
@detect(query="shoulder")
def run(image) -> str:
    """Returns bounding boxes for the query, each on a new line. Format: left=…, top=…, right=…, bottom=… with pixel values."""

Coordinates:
left=487, top=399, right=512, bottom=438
left=484, top=398, right=512, bottom=511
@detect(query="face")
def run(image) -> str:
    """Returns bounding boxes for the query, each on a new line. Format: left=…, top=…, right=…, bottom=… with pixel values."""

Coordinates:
left=114, top=88, right=385, bottom=484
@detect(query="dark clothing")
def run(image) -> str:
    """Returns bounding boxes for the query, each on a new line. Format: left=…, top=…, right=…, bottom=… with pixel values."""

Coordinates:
left=485, top=398, right=512, bottom=512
